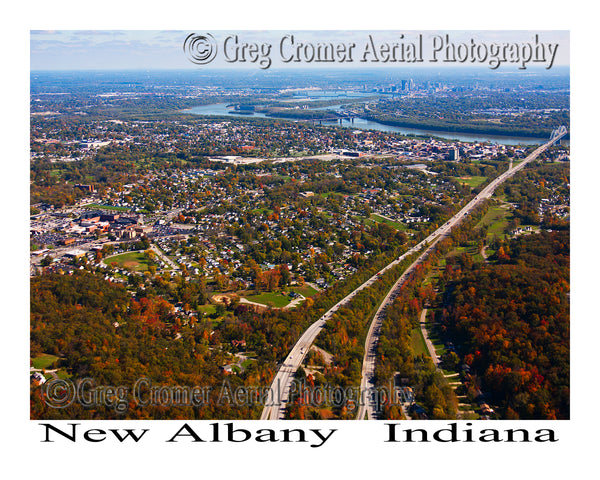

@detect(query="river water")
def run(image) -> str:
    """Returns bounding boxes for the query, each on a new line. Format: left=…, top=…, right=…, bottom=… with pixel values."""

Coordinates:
left=186, top=102, right=553, bottom=146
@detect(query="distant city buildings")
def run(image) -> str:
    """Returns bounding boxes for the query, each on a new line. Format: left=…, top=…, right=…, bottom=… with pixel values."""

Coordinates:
left=449, top=147, right=460, bottom=161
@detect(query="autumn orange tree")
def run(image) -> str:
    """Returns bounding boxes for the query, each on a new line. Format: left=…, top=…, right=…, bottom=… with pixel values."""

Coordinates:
left=439, top=230, right=569, bottom=419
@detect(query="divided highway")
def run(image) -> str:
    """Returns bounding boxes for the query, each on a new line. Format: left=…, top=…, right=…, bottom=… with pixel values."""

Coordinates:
left=260, top=132, right=565, bottom=421
left=356, top=133, right=566, bottom=420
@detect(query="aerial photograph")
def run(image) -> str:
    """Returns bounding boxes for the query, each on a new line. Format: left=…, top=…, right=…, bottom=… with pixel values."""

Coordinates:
left=29, top=30, right=570, bottom=422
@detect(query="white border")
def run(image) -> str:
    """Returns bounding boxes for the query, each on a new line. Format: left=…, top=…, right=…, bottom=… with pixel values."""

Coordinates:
left=4, top=1, right=597, bottom=477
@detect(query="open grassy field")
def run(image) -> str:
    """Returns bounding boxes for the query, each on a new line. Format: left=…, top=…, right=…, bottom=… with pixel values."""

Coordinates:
left=197, top=304, right=217, bottom=316
left=290, top=284, right=318, bottom=297
left=368, top=213, right=406, bottom=230
left=446, top=244, right=484, bottom=263
left=105, top=251, right=149, bottom=272
left=243, top=291, right=291, bottom=308
left=86, top=204, right=131, bottom=211
left=31, top=353, right=59, bottom=370
left=454, top=176, right=488, bottom=188
left=241, top=358, right=255, bottom=369
left=477, top=203, right=512, bottom=238
left=250, top=207, right=274, bottom=216
left=410, top=327, right=429, bottom=357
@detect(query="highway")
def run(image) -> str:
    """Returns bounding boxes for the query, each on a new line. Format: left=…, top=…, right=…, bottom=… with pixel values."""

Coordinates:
left=260, top=129, right=566, bottom=420
left=355, top=130, right=567, bottom=420
left=259, top=248, right=418, bottom=420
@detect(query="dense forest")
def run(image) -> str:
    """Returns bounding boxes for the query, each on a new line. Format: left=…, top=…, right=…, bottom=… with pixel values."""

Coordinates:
left=438, top=230, right=569, bottom=419
left=30, top=271, right=265, bottom=419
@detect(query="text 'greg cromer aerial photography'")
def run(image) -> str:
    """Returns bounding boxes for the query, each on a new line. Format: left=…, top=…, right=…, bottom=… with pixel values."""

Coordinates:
left=30, top=30, right=569, bottom=422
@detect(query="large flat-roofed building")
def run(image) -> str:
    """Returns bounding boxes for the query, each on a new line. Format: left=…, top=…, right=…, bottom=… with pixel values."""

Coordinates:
left=112, top=216, right=138, bottom=227
left=63, top=249, right=86, bottom=259
left=79, top=211, right=103, bottom=222
left=134, top=225, right=153, bottom=235
left=100, top=213, right=120, bottom=222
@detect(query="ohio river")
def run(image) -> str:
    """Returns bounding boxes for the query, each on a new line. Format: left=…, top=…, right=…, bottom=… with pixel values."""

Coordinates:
left=186, top=103, right=552, bottom=146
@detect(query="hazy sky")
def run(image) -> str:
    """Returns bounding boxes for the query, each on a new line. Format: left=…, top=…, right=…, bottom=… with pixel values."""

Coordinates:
left=30, top=30, right=570, bottom=71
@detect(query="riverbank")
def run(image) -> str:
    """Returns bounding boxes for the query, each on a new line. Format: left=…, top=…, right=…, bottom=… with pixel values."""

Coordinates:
left=185, top=103, right=553, bottom=145
left=360, top=113, right=565, bottom=140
